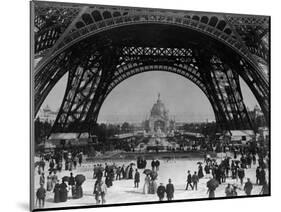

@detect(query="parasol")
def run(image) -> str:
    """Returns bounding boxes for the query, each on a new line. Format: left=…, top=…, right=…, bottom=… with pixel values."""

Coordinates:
left=97, top=166, right=105, bottom=172
left=108, top=165, right=117, bottom=170
left=143, top=169, right=152, bottom=175
left=75, top=174, right=86, bottom=185
left=197, top=162, right=203, bottom=165
left=234, top=160, right=241, bottom=165
left=206, top=178, right=219, bottom=190
left=130, top=162, right=136, bottom=166
left=62, top=176, right=70, bottom=182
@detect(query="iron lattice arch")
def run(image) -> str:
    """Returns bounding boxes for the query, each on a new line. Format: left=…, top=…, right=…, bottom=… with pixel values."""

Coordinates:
left=32, top=1, right=270, bottom=136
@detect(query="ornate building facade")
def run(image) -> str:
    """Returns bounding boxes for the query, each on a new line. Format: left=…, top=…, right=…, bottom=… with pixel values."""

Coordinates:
left=36, top=105, right=58, bottom=124
left=144, top=94, right=175, bottom=134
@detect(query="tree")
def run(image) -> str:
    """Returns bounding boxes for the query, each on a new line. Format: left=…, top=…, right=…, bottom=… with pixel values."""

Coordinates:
left=34, top=117, right=52, bottom=146
left=121, top=122, right=130, bottom=133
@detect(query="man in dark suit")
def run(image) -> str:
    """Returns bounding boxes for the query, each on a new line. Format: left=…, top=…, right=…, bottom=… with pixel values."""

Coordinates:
left=166, top=179, right=174, bottom=201
left=157, top=183, right=166, bottom=201
left=134, top=169, right=140, bottom=188
left=186, top=170, right=193, bottom=190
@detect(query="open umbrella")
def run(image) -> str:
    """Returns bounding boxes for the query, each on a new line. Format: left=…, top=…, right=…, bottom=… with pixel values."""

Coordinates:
left=234, top=160, right=241, bottom=165
left=75, top=174, right=86, bottom=185
left=97, top=166, right=105, bottom=172
left=130, top=162, right=136, bottom=166
left=62, top=176, right=69, bottom=182
left=206, top=178, right=219, bottom=190
left=108, top=165, right=117, bottom=170
left=143, top=169, right=152, bottom=175
left=197, top=162, right=203, bottom=165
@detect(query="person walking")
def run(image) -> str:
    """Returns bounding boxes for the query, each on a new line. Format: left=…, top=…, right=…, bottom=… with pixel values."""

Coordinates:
left=116, top=167, right=121, bottom=180
left=53, top=180, right=61, bottom=203
left=157, top=183, right=166, bottom=201
left=93, top=180, right=100, bottom=204
left=134, top=169, right=140, bottom=188
left=207, top=186, right=216, bottom=198
left=204, top=164, right=211, bottom=178
left=143, top=174, right=150, bottom=194
left=256, top=166, right=261, bottom=185
left=155, top=159, right=160, bottom=172
left=121, top=165, right=125, bottom=179
left=232, top=186, right=238, bottom=196
left=252, top=154, right=256, bottom=165
left=39, top=173, right=45, bottom=186
left=225, top=183, right=233, bottom=197
left=96, top=167, right=103, bottom=181
left=128, top=165, right=134, bottom=179
left=244, top=178, right=253, bottom=196
left=73, top=156, right=78, bottom=170
left=36, top=184, right=46, bottom=208
left=59, top=179, right=68, bottom=202
left=166, top=179, right=174, bottom=201
left=206, top=178, right=218, bottom=199
left=237, top=166, right=245, bottom=185
left=46, top=172, right=53, bottom=192
left=151, top=159, right=156, bottom=171
left=78, top=153, right=83, bottom=166
left=100, top=181, right=107, bottom=204
left=198, top=164, right=204, bottom=179
left=69, top=172, right=75, bottom=197
left=49, top=159, right=55, bottom=173
left=52, top=171, right=58, bottom=186
left=259, top=168, right=266, bottom=185
left=260, top=181, right=269, bottom=195
left=94, top=180, right=107, bottom=204
left=185, top=170, right=193, bottom=190
left=192, top=171, right=199, bottom=190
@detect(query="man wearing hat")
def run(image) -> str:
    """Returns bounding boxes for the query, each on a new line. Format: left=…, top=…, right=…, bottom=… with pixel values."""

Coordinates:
left=186, top=170, right=193, bottom=190
left=166, top=179, right=174, bottom=201
left=157, top=183, right=166, bottom=201
left=244, top=178, right=253, bottom=196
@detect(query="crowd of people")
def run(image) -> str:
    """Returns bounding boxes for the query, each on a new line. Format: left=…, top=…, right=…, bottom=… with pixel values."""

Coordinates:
left=35, top=145, right=269, bottom=208
left=35, top=150, right=84, bottom=208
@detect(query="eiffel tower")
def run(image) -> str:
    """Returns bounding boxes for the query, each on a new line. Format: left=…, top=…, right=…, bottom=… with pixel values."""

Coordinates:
left=32, top=1, right=269, bottom=137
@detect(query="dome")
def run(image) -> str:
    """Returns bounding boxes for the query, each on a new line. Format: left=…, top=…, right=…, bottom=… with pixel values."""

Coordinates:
left=150, top=94, right=168, bottom=118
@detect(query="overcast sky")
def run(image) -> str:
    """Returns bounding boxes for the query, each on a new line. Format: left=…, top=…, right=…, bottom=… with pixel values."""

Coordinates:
left=40, top=71, right=258, bottom=123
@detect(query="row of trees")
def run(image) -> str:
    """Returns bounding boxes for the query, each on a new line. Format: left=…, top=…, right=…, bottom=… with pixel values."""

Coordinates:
left=34, top=118, right=52, bottom=145
left=179, top=122, right=217, bottom=137
left=91, top=122, right=135, bottom=137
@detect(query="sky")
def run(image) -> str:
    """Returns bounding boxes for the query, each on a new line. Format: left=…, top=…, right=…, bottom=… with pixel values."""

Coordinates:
left=40, top=71, right=259, bottom=123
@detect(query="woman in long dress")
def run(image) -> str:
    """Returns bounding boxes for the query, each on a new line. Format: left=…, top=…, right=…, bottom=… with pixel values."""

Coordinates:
left=198, top=164, right=204, bottom=179
left=143, top=175, right=150, bottom=194
left=52, top=171, right=58, bottom=185
left=59, top=180, right=68, bottom=202
left=53, top=181, right=60, bottom=203
left=128, top=166, right=133, bottom=179
left=46, top=172, right=53, bottom=191
left=125, top=165, right=130, bottom=179
left=151, top=180, right=158, bottom=194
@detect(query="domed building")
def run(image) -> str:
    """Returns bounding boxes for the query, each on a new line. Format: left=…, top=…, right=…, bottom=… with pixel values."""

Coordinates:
left=144, top=94, right=175, bottom=134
